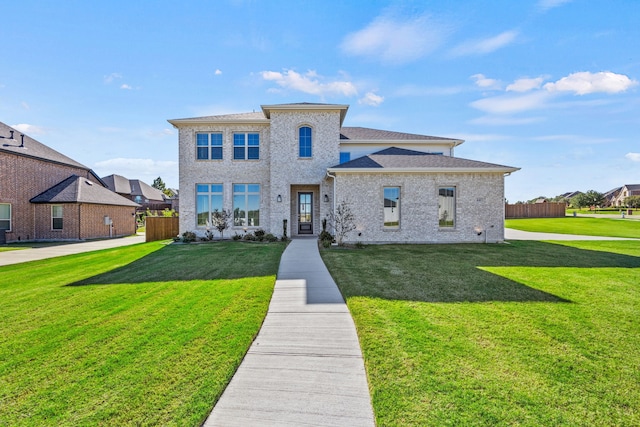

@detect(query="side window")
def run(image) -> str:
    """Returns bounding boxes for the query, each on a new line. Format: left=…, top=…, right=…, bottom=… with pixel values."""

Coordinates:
left=438, top=187, right=456, bottom=227
left=196, top=184, right=223, bottom=226
left=299, top=126, right=312, bottom=158
left=0, top=203, right=11, bottom=231
left=383, top=187, right=400, bottom=228
left=52, top=205, right=63, bottom=230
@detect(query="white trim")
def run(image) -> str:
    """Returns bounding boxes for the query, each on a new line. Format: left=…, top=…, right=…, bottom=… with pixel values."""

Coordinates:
left=328, top=167, right=520, bottom=174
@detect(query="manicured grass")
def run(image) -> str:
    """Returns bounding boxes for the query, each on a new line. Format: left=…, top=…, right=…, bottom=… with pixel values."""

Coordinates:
left=506, top=217, right=640, bottom=238
left=321, top=241, right=640, bottom=426
left=0, top=241, right=286, bottom=426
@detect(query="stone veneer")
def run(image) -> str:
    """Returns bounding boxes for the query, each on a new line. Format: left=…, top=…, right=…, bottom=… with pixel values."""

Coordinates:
left=333, top=172, right=506, bottom=243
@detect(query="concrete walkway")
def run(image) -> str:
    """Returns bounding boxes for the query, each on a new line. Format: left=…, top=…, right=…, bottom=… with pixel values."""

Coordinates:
left=505, top=228, right=639, bottom=241
left=203, top=237, right=375, bottom=427
left=0, top=234, right=146, bottom=266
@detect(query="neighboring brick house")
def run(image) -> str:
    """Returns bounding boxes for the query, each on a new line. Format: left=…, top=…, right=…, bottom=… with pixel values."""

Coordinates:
left=0, top=121, right=139, bottom=242
left=169, top=103, right=519, bottom=243
left=609, top=184, right=640, bottom=207
left=102, top=174, right=171, bottom=212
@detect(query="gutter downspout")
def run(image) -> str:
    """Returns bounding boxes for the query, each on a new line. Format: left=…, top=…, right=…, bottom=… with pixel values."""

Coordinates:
left=326, top=170, right=336, bottom=225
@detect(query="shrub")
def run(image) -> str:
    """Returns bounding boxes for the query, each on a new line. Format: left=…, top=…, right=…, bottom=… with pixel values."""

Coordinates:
left=264, top=233, right=278, bottom=242
left=355, top=241, right=365, bottom=249
left=232, top=233, right=242, bottom=241
left=280, top=235, right=289, bottom=242
left=322, top=239, right=332, bottom=248
left=181, top=231, right=196, bottom=243
left=319, top=230, right=334, bottom=243
left=254, top=229, right=266, bottom=241
left=243, top=232, right=256, bottom=241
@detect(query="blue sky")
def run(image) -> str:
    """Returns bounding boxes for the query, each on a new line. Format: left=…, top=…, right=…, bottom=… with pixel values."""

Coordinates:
left=1, top=0, right=638, bottom=202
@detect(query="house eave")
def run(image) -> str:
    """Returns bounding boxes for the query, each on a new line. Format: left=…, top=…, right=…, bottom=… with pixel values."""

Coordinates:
left=167, top=118, right=270, bottom=127
left=327, top=167, right=521, bottom=174
left=261, top=103, right=349, bottom=126
left=339, top=139, right=464, bottom=147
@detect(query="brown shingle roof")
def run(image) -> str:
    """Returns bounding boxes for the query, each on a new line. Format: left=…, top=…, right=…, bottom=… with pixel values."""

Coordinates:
left=340, top=127, right=462, bottom=142
left=330, top=147, right=519, bottom=172
left=30, top=175, right=140, bottom=206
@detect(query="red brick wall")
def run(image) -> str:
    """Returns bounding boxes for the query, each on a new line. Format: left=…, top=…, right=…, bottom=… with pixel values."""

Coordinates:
left=80, top=204, right=136, bottom=239
left=1, top=151, right=100, bottom=241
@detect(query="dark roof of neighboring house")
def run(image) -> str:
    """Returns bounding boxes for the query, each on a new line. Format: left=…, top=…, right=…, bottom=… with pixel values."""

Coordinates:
left=560, top=191, right=583, bottom=199
left=102, top=174, right=166, bottom=202
left=340, top=127, right=462, bottom=143
left=30, top=175, right=140, bottom=206
left=329, top=147, right=519, bottom=172
left=624, top=184, right=640, bottom=191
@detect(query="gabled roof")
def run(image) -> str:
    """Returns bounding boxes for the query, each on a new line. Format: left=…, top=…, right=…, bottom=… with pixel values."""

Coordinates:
left=0, top=121, right=90, bottom=170
left=168, top=111, right=268, bottom=126
left=329, top=147, right=519, bottom=173
left=102, top=174, right=166, bottom=202
left=30, top=175, right=140, bottom=206
left=340, top=127, right=463, bottom=145
left=623, top=184, right=640, bottom=191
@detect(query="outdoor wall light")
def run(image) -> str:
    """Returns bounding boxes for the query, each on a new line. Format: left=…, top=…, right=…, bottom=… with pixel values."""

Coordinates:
left=1, top=130, right=25, bottom=148
left=324, top=194, right=329, bottom=203
left=474, top=226, right=484, bottom=236
left=277, top=194, right=282, bottom=203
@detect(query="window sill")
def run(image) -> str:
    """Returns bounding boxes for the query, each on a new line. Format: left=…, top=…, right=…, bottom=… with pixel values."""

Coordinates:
left=383, top=227, right=400, bottom=232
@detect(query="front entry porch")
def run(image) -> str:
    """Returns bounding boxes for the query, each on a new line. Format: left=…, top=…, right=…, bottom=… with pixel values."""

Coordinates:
left=290, top=185, right=320, bottom=237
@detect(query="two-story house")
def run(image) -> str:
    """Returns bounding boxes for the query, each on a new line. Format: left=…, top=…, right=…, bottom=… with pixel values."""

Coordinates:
left=169, top=102, right=519, bottom=243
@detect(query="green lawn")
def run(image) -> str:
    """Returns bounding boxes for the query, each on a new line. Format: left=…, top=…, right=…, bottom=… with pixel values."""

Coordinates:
left=506, top=217, right=640, bottom=238
left=0, top=241, right=286, bottom=426
left=321, top=241, right=640, bottom=426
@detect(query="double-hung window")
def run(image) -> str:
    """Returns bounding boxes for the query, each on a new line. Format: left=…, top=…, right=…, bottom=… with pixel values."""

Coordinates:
left=233, top=133, right=259, bottom=160
left=196, top=133, right=223, bottom=160
left=299, top=126, right=312, bottom=158
left=0, top=203, right=11, bottom=231
left=383, top=187, right=400, bottom=228
left=196, top=184, right=223, bottom=226
left=52, top=205, right=63, bottom=230
left=233, top=184, right=260, bottom=226
left=438, top=187, right=456, bottom=227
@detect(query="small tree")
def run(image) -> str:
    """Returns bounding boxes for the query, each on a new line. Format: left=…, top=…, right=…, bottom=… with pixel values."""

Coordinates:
left=625, top=195, right=640, bottom=208
left=328, top=200, right=356, bottom=246
left=571, top=190, right=605, bottom=209
left=211, top=209, right=232, bottom=240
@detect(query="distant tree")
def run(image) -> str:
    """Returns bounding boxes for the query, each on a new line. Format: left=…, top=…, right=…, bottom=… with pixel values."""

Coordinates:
left=571, top=190, right=605, bottom=209
left=152, top=176, right=174, bottom=197
left=625, top=195, right=640, bottom=208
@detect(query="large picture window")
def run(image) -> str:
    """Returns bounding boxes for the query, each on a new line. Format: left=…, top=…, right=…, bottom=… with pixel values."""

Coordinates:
left=299, top=126, right=312, bottom=158
left=233, top=184, right=260, bottom=226
left=196, top=133, right=223, bottom=160
left=196, top=184, right=223, bottom=226
left=0, top=203, right=11, bottom=231
left=438, top=187, right=456, bottom=227
left=383, top=187, right=400, bottom=228
left=52, top=205, right=63, bottom=230
left=233, top=133, right=259, bottom=160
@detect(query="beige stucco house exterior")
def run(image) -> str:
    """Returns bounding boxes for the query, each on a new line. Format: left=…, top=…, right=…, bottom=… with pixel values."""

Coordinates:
left=169, top=102, right=519, bottom=243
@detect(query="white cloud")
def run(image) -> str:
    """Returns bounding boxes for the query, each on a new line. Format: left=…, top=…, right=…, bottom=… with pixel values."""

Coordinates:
left=537, top=0, right=572, bottom=11
left=104, top=73, right=122, bottom=84
left=544, top=71, right=638, bottom=95
left=260, top=69, right=357, bottom=97
left=471, top=74, right=501, bottom=90
left=451, top=30, right=518, bottom=57
left=215, top=69, right=222, bottom=75
left=469, top=116, right=544, bottom=126
left=93, top=158, right=178, bottom=186
left=470, top=91, right=551, bottom=114
left=507, top=77, right=546, bottom=92
left=11, top=123, right=47, bottom=135
left=340, top=13, right=450, bottom=63
left=120, top=84, right=133, bottom=90
left=359, top=92, right=384, bottom=106
left=21, top=102, right=30, bottom=110
left=626, top=153, right=640, bottom=162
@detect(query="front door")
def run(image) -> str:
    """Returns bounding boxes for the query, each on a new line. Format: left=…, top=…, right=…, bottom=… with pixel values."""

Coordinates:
left=298, top=193, right=313, bottom=234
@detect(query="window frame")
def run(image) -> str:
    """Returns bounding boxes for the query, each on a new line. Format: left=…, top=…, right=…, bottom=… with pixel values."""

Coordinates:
left=438, top=186, right=456, bottom=228
left=51, top=205, right=63, bottom=231
left=339, top=152, right=351, bottom=164
left=233, top=184, right=260, bottom=227
left=233, top=132, right=260, bottom=160
left=298, top=126, right=312, bottom=158
left=383, top=186, right=401, bottom=229
left=196, top=132, right=223, bottom=160
left=0, top=203, right=11, bottom=232
left=196, top=184, right=223, bottom=227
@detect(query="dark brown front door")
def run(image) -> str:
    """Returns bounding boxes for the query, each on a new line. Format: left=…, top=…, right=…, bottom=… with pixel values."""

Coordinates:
left=298, top=193, right=313, bottom=234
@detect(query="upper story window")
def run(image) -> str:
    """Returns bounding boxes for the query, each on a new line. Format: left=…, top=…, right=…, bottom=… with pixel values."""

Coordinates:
left=233, top=133, right=260, bottom=160
left=339, top=152, right=351, bottom=164
left=196, top=133, right=223, bottom=160
left=0, top=203, right=11, bottom=231
left=52, top=205, right=63, bottom=230
left=299, top=126, right=312, bottom=158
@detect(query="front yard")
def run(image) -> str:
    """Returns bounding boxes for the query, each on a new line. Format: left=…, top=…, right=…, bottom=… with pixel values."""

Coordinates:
left=322, top=240, right=640, bottom=426
left=0, top=241, right=286, bottom=426
left=506, top=217, right=640, bottom=238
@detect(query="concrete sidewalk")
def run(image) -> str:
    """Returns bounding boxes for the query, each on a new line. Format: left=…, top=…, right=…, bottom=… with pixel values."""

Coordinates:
left=0, top=234, right=146, bottom=266
left=203, top=237, right=375, bottom=427
left=505, top=228, right=639, bottom=241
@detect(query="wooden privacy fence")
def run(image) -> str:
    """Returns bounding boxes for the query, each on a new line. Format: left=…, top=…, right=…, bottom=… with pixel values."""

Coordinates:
left=505, top=203, right=566, bottom=219
left=145, top=216, right=179, bottom=242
